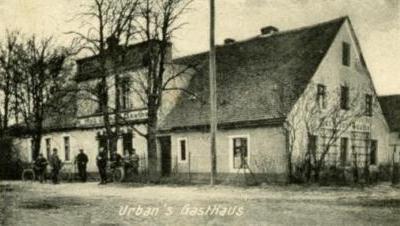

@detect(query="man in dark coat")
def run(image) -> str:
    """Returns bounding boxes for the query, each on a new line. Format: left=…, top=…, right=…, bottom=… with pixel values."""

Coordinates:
left=49, top=148, right=62, bottom=184
left=34, top=153, right=48, bottom=183
left=96, top=147, right=108, bottom=185
left=75, top=149, right=89, bottom=182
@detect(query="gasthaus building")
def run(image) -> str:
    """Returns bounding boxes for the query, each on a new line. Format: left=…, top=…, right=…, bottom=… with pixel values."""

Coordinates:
left=13, top=17, right=395, bottom=183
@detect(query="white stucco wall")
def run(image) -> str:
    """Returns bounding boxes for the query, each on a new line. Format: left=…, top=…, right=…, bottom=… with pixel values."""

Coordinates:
left=168, top=126, right=287, bottom=176
left=287, top=20, right=391, bottom=166
left=13, top=125, right=148, bottom=172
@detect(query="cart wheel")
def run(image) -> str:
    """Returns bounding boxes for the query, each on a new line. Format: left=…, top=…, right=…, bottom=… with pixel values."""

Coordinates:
left=22, top=169, right=35, bottom=182
left=113, top=167, right=125, bottom=182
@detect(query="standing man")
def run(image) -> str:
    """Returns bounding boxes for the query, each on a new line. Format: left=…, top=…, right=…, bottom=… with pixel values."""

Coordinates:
left=130, top=149, right=139, bottom=175
left=34, top=153, right=48, bottom=183
left=49, top=148, right=62, bottom=184
left=96, top=147, right=108, bottom=185
left=75, top=149, right=89, bottom=182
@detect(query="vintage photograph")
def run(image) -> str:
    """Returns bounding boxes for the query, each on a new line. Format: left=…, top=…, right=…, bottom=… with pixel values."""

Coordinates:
left=0, top=0, right=399, bottom=225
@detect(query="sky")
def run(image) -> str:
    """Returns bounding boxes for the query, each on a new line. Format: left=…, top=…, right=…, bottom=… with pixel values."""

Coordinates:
left=0, top=0, right=399, bottom=95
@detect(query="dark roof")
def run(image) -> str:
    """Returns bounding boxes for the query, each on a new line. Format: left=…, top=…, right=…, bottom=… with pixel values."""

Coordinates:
left=160, top=17, right=347, bottom=131
left=378, top=95, right=400, bottom=132
left=75, top=40, right=171, bottom=82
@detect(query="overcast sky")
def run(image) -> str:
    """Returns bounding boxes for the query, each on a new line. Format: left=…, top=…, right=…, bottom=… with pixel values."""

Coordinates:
left=0, top=0, right=398, bottom=95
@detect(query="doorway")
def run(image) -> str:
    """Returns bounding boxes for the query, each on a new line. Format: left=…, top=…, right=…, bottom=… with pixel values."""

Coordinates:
left=158, top=136, right=171, bottom=176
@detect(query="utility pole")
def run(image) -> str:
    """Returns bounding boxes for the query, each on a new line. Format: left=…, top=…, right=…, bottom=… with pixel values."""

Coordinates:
left=209, top=0, right=217, bottom=185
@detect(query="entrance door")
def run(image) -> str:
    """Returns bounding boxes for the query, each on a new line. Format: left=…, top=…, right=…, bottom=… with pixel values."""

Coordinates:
left=158, top=136, right=171, bottom=176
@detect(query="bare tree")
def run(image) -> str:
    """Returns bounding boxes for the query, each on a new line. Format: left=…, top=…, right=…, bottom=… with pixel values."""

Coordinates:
left=15, top=35, right=69, bottom=160
left=0, top=31, right=22, bottom=138
left=131, top=0, right=194, bottom=179
left=68, top=0, right=141, bottom=156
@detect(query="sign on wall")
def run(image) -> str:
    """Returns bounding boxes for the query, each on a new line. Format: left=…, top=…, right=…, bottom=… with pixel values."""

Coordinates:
left=77, top=109, right=148, bottom=127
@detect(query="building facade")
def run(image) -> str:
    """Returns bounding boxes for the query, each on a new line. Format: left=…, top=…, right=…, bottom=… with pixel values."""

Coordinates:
left=13, top=17, right=395, bottom=183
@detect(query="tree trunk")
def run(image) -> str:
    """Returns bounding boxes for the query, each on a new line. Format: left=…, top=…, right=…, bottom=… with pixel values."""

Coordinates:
left=146, top=104, right=160, bottom=182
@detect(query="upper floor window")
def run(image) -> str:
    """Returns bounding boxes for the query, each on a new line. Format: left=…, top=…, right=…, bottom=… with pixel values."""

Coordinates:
left=95, top=83, right=106, bottom=113
left=118, top=78, right=131, bottom=110
left=342, top=42, right=351, bottom=66
left=340, top=86, right=349, bottom=110
left=316, top=84, right=326, bottom=109
left=365, top=94, right=373, bottom=116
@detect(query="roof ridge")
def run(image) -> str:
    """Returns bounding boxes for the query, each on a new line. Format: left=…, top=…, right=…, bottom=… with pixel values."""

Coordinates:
left=173, top=16, right=347, bottom=62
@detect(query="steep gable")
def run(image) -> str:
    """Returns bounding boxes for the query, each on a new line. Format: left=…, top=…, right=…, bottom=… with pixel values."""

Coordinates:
left=160, top=17, right=346, bottom=131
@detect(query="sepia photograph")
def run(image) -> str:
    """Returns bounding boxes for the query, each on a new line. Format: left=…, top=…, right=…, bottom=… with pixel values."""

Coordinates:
left=0, top=0, right=399, bottom=225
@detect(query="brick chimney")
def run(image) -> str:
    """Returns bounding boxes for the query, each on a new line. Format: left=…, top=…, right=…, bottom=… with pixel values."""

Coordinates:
left=260, top=26, right=279, bottom=36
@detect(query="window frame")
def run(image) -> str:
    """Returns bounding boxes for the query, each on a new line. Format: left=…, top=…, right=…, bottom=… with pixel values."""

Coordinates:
left=177, top=137, right=188, bottom=163
left=340, top=85, right=350, bottom=110
left=64, top=136, right=71, bottom=162
left=229, top=135, right=250, bottom=172
left=316, top=84, right=327, bottom=109
left=365, top=94, right=373, bottom=116
left=45, top=138, right=51, bottom=160
left=370, top=139, right=378, bottom=165
left=119, top=77, right=131, bottom=111
left=342, top=42, right=351, bottom=66
left=340, top=137, right=349, bottom=166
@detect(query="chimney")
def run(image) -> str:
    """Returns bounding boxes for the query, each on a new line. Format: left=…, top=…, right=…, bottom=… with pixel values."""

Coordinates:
left=106, top=35, right=119, bottom=51
left=224, top=38, right=236, bottom=45
left=260, top=26, right=279, bottom=36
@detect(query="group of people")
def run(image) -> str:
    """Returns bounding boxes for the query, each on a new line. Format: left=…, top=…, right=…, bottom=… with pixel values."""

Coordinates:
left=33, top=147, right=139, bottom=185
left=96, top=147, right=140, bottom=184
left=34, top=148, right=63, bottom=184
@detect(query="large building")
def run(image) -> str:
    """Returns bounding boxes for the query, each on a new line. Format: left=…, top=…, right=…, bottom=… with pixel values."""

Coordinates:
left=13, top=17, right=395, bottom=183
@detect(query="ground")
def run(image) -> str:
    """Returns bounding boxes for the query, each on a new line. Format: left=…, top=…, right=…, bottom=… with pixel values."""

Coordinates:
left=1, top=181, right=400, bottom=226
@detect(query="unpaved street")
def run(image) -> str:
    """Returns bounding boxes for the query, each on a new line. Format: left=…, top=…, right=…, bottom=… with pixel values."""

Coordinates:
left=1, top=181, right=400, bottom=226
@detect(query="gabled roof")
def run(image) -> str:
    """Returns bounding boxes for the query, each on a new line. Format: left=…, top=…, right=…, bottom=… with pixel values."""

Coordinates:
left=160, top=17, right=347, bottom=131
left=378, top=95, right=400, bottom=132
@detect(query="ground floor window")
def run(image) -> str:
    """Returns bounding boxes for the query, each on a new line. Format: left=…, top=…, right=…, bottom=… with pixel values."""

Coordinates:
left=45, top=138, right=51, bottom=160
left=177, top=138, right=187, bottom=162
left=30, top=139, right=35, bottom=161
left=370, top=139, right=377, bottom=165
left=64, top=136, right=70, bottom=161
left=122, top=132, right=133, bottom=155
left=340, top=137, right=348, bottom=165
left=232, top=137, right=249, bottom=170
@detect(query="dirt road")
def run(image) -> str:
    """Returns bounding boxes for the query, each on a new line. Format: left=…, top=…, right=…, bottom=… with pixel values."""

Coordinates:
left=1, top=181, right=400, bottom=225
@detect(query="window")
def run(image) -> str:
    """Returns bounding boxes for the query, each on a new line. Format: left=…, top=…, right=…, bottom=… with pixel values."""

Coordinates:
left=118, top=78, right=131, bottom=110
left=317, top=84, right=326, bottom=109
left=95, top=83, right=105, bottom=113
left=308, top=135, right=318, bottom=156
left=122, top=132, right=133, bottom=155
left=45, top=138, right=51, bottom=160
left=232, top=137, right=248, bottom=169
left=342, top=42, right=350, bottom=66
left=340, top=137, right=348, bottom=165
left=30, top=139, right=35, bottom=161
left=64, top=137, right=70, bottom=161
left=340, top=86, right=349, bottom=110
left=178, top=138, right=187, bottom=162
left=365, top=94, right=373, bottom=116
left=370, top=140, right=377, bottom=165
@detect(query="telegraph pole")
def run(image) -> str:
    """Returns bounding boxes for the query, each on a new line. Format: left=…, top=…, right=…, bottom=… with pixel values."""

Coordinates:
left=209, top=0, right=217, bottom=185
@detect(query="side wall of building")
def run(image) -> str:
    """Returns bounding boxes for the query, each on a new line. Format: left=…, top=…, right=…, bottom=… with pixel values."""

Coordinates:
left=167, top=126, right=287, bottom=183
left=288, top=20, right=391, bottom=168
left=13, top=125, right=148, bottom=173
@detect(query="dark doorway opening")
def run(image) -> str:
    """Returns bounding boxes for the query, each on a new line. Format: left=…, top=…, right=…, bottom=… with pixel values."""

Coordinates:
left=158, top=136, right=171, bottom=176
